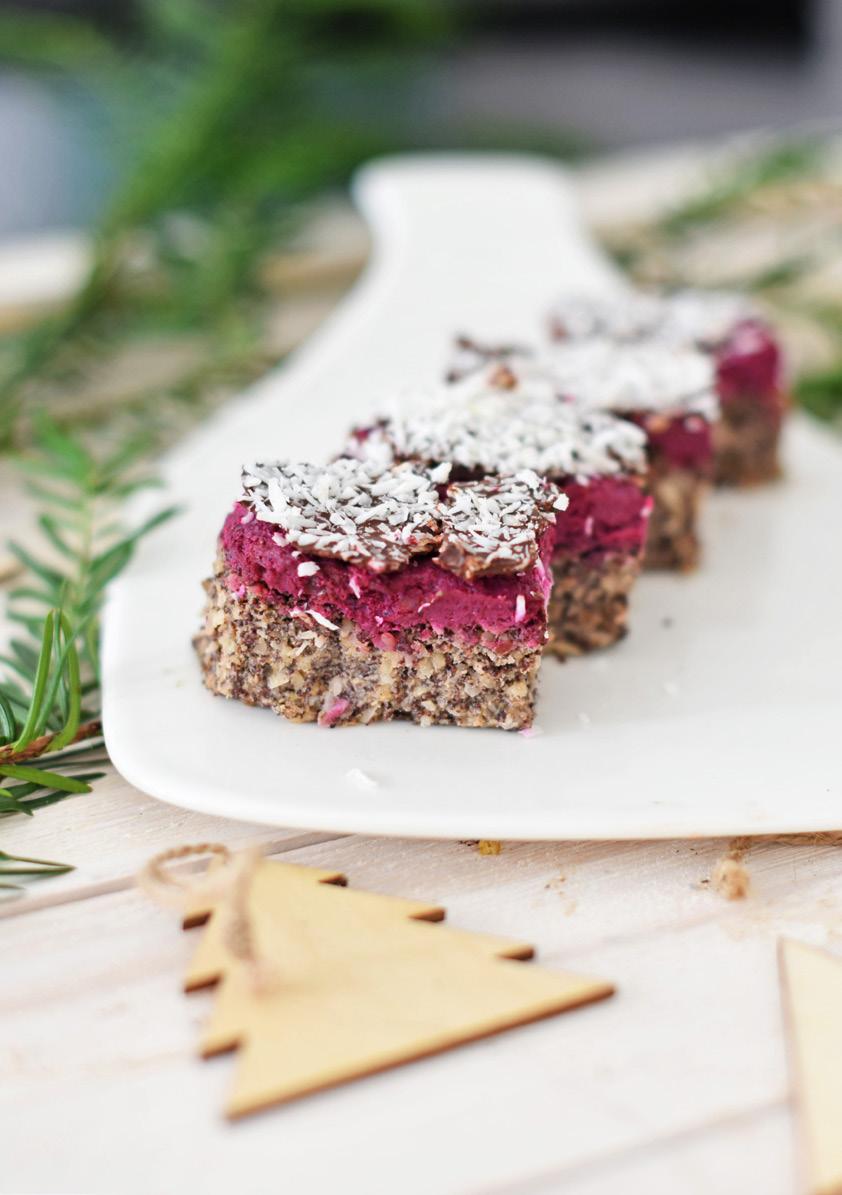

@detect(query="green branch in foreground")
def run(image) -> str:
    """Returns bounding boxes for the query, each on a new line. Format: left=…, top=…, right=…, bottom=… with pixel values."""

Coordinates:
left=0, top=849, right=74, bottom=890
left=657, top=138, right=823, bottom=238
left=796, top=364, right=842, bottom=423
left=0, top=418, right=178, bottom=886
left=0, top=0, right=449, bottom=445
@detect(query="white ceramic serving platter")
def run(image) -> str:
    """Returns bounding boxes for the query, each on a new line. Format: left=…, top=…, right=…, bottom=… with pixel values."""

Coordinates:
left=102, top=154, right=842, bottom=841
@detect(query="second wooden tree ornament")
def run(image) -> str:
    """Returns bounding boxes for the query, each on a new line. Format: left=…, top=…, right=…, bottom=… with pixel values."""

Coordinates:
left=182, top=857, right=615, bottom=1119
left=780, top=938, right=842, bottom=1195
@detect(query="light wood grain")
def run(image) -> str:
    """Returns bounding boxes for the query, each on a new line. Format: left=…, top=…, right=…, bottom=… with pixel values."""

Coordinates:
left=491, top=1103, right=793, bottom=1195
left=3, top=829, right=842, bottom=1194
left=780, top=938, right=842, bottom=1195
left=0, top=767, right=347, bottom=917
left=182, top=858, right=612, bottom=1117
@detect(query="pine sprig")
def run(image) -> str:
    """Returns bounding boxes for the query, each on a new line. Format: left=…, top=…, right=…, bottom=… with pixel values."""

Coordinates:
left=656, top=138, right=823, bottom=238
left=0, top=0, right=450, bottom=445
left=606, top=134, right=842, bottom=423
left=0, top=850, right=74, bottom=892
left=0, top=419, right=177, bottom=881
left=796, top=364, right=842, bottom=423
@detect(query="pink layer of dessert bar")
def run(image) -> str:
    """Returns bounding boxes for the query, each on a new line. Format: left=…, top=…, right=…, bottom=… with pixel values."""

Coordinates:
left=195, top=459, right=566, bottom=730
left=547, top=289, right=786, bottom=485
left=445, top=340, right=718, bottom=571
left=347, top=376, right=650, bottom=658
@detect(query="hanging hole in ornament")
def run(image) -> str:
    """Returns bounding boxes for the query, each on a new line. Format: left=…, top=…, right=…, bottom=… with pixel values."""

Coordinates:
left=138, top=842, right=275, bottom=994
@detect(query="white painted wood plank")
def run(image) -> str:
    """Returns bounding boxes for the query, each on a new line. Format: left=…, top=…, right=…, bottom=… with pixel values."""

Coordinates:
left=491, top=1104, right=792, bottom=1195
left=3, top=831, right=837, bottom=1194
left=260, top=832, right=842, bottom=956
left=0, top=767, right=346, bottom=915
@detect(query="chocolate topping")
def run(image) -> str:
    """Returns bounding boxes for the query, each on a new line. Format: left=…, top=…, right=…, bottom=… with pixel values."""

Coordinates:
left=242, top=459, right=441, bottom=573
left=239, top=458, right=565, bottom=579
left=438, top=473, right=567, bottom=580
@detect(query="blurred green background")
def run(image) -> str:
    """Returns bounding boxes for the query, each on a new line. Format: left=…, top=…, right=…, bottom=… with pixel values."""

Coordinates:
left=1, top=0, right=839, bottom=237
left=0, top=0, right=839, bottom=448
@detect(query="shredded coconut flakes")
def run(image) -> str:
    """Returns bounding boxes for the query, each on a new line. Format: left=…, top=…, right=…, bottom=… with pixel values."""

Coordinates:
left=355, top=378, right=647, bottom=479
left=241, top=458, right=441, bottom=572
left=240, top=458, right=564, bottom=578
left=532, top=339, right=719, bottom=420
left=346, top=767, right=379, bottom=792
left=549, top=288, right=758, bottom=350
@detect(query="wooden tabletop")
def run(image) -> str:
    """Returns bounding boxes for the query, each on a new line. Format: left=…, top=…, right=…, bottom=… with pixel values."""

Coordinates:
left=1, top=150, right=836, bottom=1195
left=6, top=757, right=841, bottom=1193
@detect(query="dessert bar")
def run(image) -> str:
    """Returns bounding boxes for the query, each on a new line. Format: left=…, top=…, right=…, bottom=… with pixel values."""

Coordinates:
left=548, top=289, right=786, bottom=486
left=196, top=459, right=566, bottom=730
left=446, top=337, right=717, bottom=571
left=349, top=371, right=649, bottom=657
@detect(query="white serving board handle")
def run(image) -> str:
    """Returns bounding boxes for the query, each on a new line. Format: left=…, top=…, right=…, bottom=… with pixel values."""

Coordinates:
left=337, top=155, right=625, bottom=394
left=159, top=153, right=626, bottom=463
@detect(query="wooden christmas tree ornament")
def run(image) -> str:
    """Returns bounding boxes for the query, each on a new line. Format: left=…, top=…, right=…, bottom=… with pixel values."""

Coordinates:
left=182, top=857, right=614, bottom=1119
left=780, top=938, right=842, bottom=1195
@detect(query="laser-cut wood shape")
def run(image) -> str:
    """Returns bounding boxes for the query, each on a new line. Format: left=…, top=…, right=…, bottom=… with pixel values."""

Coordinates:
left=780, top=938, right=842, bottom=1195
left=184, top=860, right=614, bottom=1119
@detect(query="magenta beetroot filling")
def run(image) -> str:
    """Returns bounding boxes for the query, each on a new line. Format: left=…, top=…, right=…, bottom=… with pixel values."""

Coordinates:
left=553, top=476, right=650, bottom=558
left=715, top=320, right=785, bottom=417
left=220, top=504, right=554, bottom=653
left=627, top=411, right=713, bottom=474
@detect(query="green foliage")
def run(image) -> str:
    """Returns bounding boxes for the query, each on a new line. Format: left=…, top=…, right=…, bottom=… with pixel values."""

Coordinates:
left=0, top=0, right=595, bottom=447
left=658, top=139, right=823, bottom=237
left=0, top=420, right=176, bottom=882
left=0, top=0, right=452, bottom=444
left=796, top=365, right=842, bottom=422
left=0, top=850, right=74, bottom=891
left=0, top=10, right=120, bottom=72
left=610, top=134, right=842, bottom=421
left=9, top=418, right=179, bottom=654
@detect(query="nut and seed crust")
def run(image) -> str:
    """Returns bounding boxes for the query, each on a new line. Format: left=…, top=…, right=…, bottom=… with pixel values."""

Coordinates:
left=713, top=396, right=783, bottom=487
left=546, top=552, right=643, bottom=659
left=195, top=564, right=542, bottom=731
left=644, top=467, right=707, bottom=572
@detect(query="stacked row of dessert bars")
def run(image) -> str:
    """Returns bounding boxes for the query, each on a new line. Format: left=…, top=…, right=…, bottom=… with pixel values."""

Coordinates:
left=196, top=289, right=787, bottom=731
